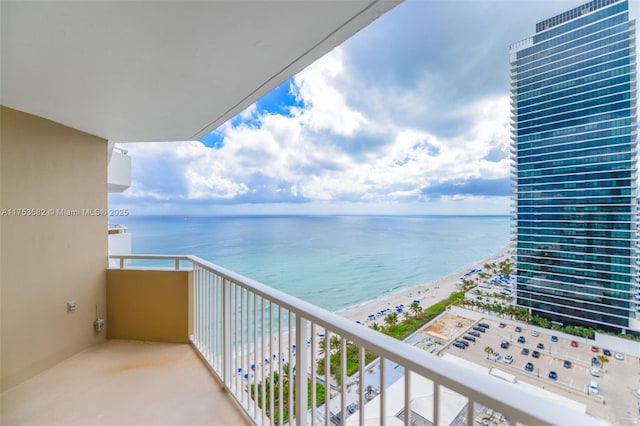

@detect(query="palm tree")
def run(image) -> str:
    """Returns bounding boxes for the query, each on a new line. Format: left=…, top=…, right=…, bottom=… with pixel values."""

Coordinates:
left=597, top=355, right=609, bottom=372
left=504, top=305, right=517, bottom=320
left=499, top=259, right=513, bottom=276
left=371, top=322, right=381, bottom=332
left=384, top=312, right=398, bottom=328
left=484, top=346, right=494, bottom=359
left=409, top=302, right=422, bottom=319
left=317, top=339, right=326, bottom=356
left=329, top=335, right=341, bottom=352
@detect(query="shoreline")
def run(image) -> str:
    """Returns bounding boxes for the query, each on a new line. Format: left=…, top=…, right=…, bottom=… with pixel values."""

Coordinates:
left=336, top=245, right=511, bottom=323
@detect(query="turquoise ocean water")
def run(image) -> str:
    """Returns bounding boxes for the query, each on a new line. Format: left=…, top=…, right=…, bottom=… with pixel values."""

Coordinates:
left=113, top=215, right=510, bottom=312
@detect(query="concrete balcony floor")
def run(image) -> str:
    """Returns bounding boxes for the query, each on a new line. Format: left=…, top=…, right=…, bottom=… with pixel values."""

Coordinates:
left=1, top=340, right=250, bottom=425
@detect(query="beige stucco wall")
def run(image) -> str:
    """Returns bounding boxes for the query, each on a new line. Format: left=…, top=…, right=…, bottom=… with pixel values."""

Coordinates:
left=0, top=106, right=107, bottom=391
left=106, top=270, right=190, bottom=343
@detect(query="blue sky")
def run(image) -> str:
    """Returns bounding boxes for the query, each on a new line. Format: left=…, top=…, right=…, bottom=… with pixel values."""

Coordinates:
left=109, top=0, right=640, bottom=216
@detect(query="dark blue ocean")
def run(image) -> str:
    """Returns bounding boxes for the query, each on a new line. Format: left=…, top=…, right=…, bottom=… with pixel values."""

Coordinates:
left=113, top=215, right=509, bottom=312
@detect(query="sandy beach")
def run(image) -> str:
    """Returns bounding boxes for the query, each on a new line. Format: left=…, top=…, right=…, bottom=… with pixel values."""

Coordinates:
left=337, top=245, right=511, bottom=324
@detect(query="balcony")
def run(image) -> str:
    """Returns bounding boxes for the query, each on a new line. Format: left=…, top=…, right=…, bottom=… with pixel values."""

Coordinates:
left=0, top=253, right=609, bottom=425
left=108, top=224, right=131, bottom=268
left=107, top=147, right=132, bottom=193
left=0, top=340, right=250, bottom=425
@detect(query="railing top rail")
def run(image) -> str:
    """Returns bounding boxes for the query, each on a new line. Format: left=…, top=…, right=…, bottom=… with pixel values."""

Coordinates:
left=109, top=254, right=608, bottom=426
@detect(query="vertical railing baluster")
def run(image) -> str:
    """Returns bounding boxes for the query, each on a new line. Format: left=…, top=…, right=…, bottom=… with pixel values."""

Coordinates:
left=223, top=279, right=232, bottom=387
left=434, top=382, right=440, bottom=426
left=232, top=283, right=241, bottom=394
left=341, top=337, right=346, bottom=426
left=311, top=323, right=317, bottom=426
left=261, top=297, right=267, bottom=426
left=204, top=270, right=209, bottom=362
left=214, top=274, right=219, bottom=365
left=380, top=357, right=386, bottom=426
left=240, top=288, right=245, bottom=406
left=277, top=305, right=283, bottom=426
left=270, top=301, right=275, bottom=426
left=288, top=311, right=293, bottom=426
left=296, top=315, right=309, bottom=426
left=216, top=275, right=221, bottom=372
left=404, top=367, right=410, bottom=426
left=324, top=330, right=331, bottom=426
left=193, top=266, right=199, bottom=350
left=199, top=269, right=204, bottom=359
left=466, top=399, right=474, bottom=426
left=205, top=270, right=210, bottom=361
left=358, top=346, right=365, bottom=426
left=247, top=290, right=251, bottom=410
left=253, top=292, right=258, bottom=420
left=210, top=272, right=214, bottom=363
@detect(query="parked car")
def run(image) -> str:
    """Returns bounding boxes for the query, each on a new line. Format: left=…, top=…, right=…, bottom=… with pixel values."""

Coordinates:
left=521, top=348, right=530, bottom=355
left=490, top=352, right=501, bottom=361
left=524, top=362, right=534, bottom=372
left=532, top=350, right=540, bottom=358
left=615, top=352, right=624, bottom=360
left=603, top=349, right=612, bottom=356
left=588, top=381, right=599, bottom=395
left=591, top=357, right=600, bottom=366
left=456, top=340, right=468, bottom=347
left=463, top=335, right=476, bottom=342
left=570, top=340, right=578, bottom=347
left=515, top=326, right=522, bottom=332
left=550, top=335, right=558, bottom=342
left=478, top=323, right=490, bottom=329
left=563, top=360, right=572, bottom=368
left=531, top=330, right=539, bottom=337
left=453, top=341, right=466, bottom=349
left=503, top=354, right=513, bottom=364
left=473, top=326, right=486, bottom=333
left=469, top=331, right=481, bottom=337
left=537, top=343, right=545, bottom=350
left=518, top=336, right=526, bottom=344
left=548, top=371, right=557, bottom=380
left=499, top=323, right=507, bottom=328
left=591, top=368, right=601, bottom=377
left=500, top=340, right=509, bottom=349
left=591, top=346, right=599, bottom=353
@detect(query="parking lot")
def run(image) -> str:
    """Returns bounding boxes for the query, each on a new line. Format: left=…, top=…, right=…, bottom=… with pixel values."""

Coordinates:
left=439, top=316, right=640, bottom=425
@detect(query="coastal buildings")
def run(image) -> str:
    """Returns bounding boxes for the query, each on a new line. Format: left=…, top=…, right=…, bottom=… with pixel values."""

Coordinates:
left=510, top=0, right=640, bottom=332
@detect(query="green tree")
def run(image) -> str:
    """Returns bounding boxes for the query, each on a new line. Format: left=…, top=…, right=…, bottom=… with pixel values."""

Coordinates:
left=484, top=346, right=494, bottom=359
left=409, top=302, right=422, bottom=319
left=597, top=355, right=609, bottom=371
left=317, top=338, right=327, bottom=357
left=384, top=312, right=399, bottom=328
left=329, top=335, right=341, bottom=352
left=250, top=362, right=325, bottom=424
left=499, top=259, right=513, bottom=276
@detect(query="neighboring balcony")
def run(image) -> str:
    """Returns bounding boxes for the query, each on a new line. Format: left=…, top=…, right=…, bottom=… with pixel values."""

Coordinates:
left=107, top=146, right=131, bottom=192
left=108, top=224, right=131, bottom=268
left=2, top=255, right=610, bottom=426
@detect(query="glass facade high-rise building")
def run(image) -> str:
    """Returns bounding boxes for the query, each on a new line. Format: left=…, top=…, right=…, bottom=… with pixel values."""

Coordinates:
left=510, top=0, right=640, bottom=332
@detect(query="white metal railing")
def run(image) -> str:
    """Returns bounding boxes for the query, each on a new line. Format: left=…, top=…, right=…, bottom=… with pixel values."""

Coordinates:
left=109, top=254, right=608, bottom=426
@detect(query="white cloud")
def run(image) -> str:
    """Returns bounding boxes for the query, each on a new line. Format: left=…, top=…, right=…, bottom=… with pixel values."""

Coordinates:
left=112, top=2, right=523, bottom=214
left=294, top=48, right=366, bottom=136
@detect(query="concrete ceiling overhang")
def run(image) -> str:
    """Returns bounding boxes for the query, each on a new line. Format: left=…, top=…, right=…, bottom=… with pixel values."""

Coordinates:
left=1, top=1, right=401, bottom=142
